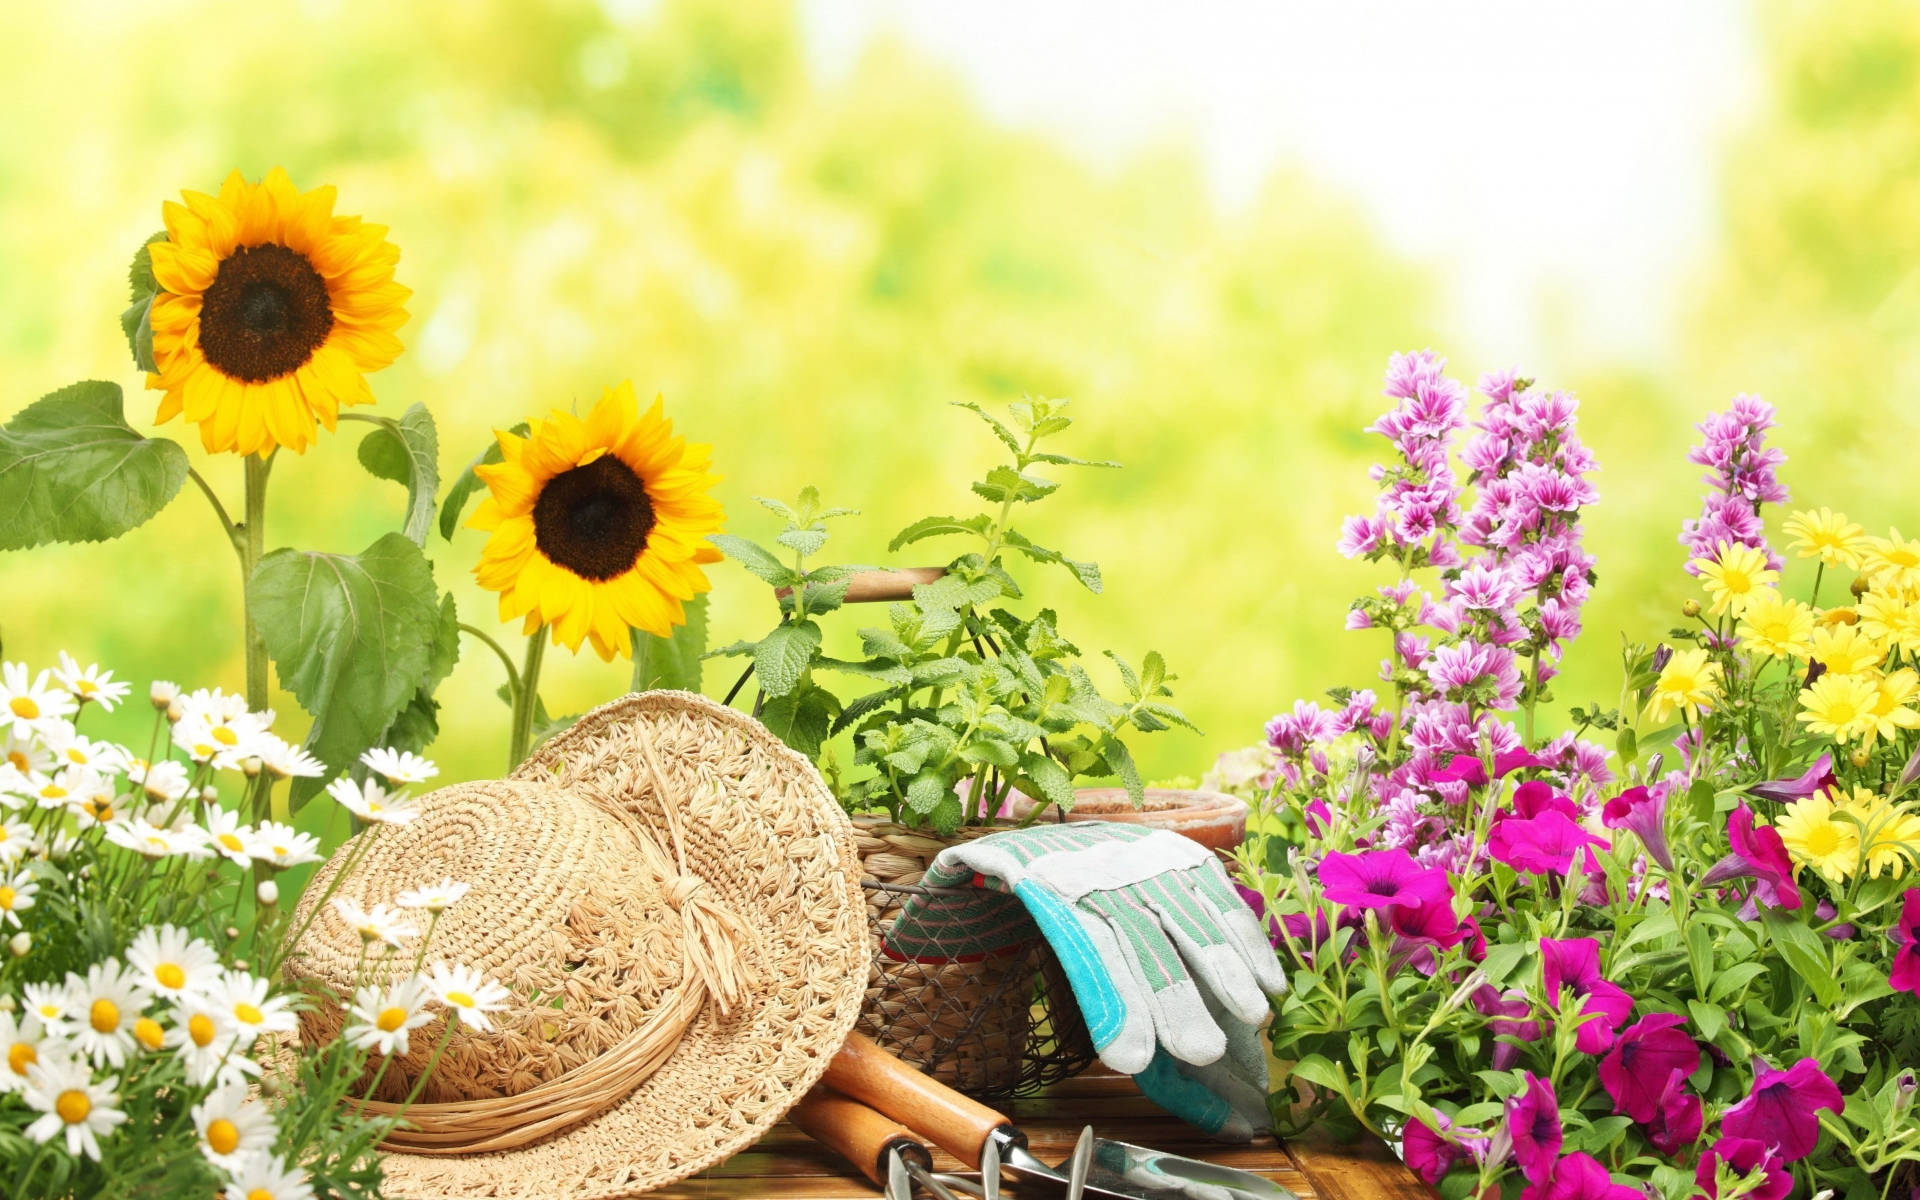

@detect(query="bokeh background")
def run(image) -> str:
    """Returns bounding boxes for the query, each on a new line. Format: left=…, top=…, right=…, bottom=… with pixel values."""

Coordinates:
left=3, top=0, right=1918, bottom=820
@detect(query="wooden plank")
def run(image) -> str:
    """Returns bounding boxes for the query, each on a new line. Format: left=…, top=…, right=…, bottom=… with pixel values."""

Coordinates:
left=1285, top=1129, right=1435, bottom=1200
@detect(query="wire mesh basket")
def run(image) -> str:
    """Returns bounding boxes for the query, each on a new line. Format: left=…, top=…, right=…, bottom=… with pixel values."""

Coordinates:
left=856, top=877, right=1097, bottom=1099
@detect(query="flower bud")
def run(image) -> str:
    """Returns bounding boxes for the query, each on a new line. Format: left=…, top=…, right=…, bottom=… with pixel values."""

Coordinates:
left=241, top=756, right=263, bottom=779
left=149, top=680, right=179, bottom=710
left=1850, top=575, right=1871, bottom=598
left=9, top=932, right=29, bottom=957
left=165, top=699, right=184, bottom=724
left=1893, top=1070, right=1916, bottom=1117
left=1681, top=599, right=1701, bottom=619
left=1850, top=747, right=1872, bottom=770
left=0, top=995, right=14, bottom=1013
left=230, top=959, right=250, bottom=973
left=225, top=925, right=242, bottom=942
left=257, top=880, right=279, bottom=906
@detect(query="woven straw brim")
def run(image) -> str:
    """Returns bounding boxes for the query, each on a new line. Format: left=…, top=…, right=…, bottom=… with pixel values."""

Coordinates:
left=377, top=691, right=868, bottom=1199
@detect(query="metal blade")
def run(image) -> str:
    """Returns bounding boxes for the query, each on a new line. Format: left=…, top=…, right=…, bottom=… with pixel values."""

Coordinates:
left=906, top=1161, right=964, bottom=1200
left=886, top=1148, right=913, bottom=1200
left=1077, top=1137, right=1299, bottom=1200
left=980, top=1131, right=1001, bottom=1200
left=1065, top=1126, right=1094, bottom=1200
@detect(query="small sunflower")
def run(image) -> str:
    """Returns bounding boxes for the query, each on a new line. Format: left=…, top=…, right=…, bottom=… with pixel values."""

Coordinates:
left=470, top=382, right=724, bottom=660
left=145, top=168, right=409, bottom=456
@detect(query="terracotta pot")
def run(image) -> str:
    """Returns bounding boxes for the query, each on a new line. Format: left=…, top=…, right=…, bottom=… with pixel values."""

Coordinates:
left=1009, top=787, right=1249, bottom=853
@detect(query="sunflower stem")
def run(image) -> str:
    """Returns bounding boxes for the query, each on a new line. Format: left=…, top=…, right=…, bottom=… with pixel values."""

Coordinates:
left=508, top=630, right=549, bottom=769
left=241, top=451, right=276, bottom=722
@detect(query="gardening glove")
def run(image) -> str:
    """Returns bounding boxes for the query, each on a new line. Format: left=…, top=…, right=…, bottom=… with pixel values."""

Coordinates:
left=885, top=822, right=1285, bottom=1140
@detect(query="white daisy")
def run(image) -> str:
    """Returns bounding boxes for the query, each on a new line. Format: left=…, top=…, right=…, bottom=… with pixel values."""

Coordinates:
left=359, top=747, right=438, bottom=786
left=21, top=1056, right=126, bottom=1161
left=173, top=719, right=260, bottom=771
left=127, top=925, right=222, bottom=1002
left=423, top=961, right=509, bottom=1031
left=202, top=808, right=257, bottom=868
left=0, top=818, right=36, bottom=864
left=209, top=971, right=295, bottom=1049
left=330, top=898, right=417, bottom=948
left=126, top=758, right=192, bottom=805
left=21, top=980, right=75, bottom=1030
left=344, top=976, right=435, bottom=1057
left=105, top=818, right=210, bottom=861
left=1, top=730, right=54, bottom=783
left=53, top=654, right=130, bottom=712
left=247, top=821, right=323, bottom=870
left=69, top=787, right=129, bottom=830
left=0, top=663, right=76, bottom=740
left=396, top=878, right=470, bottom=913
left=0, top=1010, right=49, bottom=1094
left=165, top=995, right=258, bottom=1089
left=191, top=1081, right=277, bottom=1171
left=47, top=732, right=126, bottom=775
left=68, top=962, right=151, bottom=1067
left=326, top=776, right=422, bottom=825
left=222, top=1152, right=316, bottom=1200
left=0, top=869, right=38, bottom=929
left=253, top=734, right=325, bottom=781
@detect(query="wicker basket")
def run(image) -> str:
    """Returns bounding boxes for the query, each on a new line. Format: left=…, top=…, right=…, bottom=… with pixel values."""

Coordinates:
left=851, top=818, right=1096, bottom=1098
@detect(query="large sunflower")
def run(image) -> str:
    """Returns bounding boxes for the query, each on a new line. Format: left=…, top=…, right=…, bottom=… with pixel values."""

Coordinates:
left=145, top=167, right=409, bottom=456
left=470, top=382, right=724, bottom=660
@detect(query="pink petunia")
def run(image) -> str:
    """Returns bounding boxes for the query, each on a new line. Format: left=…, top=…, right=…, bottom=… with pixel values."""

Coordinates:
left=1694, top=1137, right=1792, bottom=1200
left=1518, top=1151, right=1642, bottom=1200
left=1890, top=888, right=1920, bottom=995
left=1539, top=937, right=1633, bottom=1054
left=1599, top=1014, right=1700, bottom=1123
left=1700, top=804, right=1803, bottom=912
left=1721, top=1057, right=1844, bottom=1163
left=1317, top=849, right=1453, bottom=912
left=1506, top=1072, right=1561, bottom=1185
left=1488, top=811, right=1610, bottom=877
left=1644, top=1069, right=1703, bottom=1157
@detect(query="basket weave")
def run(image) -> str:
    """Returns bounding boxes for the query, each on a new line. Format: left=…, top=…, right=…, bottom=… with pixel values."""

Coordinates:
left=285, top=691, right=869, bottom=1200
left=852, top=818, right=1095, bottom=1098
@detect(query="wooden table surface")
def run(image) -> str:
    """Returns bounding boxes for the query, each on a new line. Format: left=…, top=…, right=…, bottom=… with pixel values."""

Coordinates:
left=654, top=1070, right=1434, bottom=1199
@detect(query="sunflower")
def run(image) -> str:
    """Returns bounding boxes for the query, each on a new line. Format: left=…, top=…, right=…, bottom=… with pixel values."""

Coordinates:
left=470, top=382, right=723, bottom=660
left=145, top=168, right=409, bottom=456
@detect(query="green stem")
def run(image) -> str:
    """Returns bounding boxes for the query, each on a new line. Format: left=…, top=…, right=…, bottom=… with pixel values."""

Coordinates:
left=458, top=624, right=522, bottom=702
left=241, top=452, right=276, bottom=715
left=508, top=630, right=549, bottom=769
left=187, top=467, right=240, bottom=546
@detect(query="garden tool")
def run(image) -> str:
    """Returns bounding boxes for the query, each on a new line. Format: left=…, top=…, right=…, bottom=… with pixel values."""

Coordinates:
left=884, top=822, right=1285, bottom=1140
left=803, top=1031, right=1297, bottom=1200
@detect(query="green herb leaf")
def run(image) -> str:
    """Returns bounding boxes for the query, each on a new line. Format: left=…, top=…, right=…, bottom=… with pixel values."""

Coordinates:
left=889, top=513, right=992, bottom=552
left=758, top=684, right=841, bottom=756
left=1760, top=904, right=1841, bottom=1007
left=438, top=422, right=528, bottom=541
left=754, top=619, right=822, bottom=698
left=709, top=534, right=802, bottom=587
left=0, top=381, right=188, bottom=550
left=776, top=526, right=829, bottom=557
left=630, top=594, right=707, bottom=693
left=906, top=770, right=949, bottom=814
left=971, top=464, right=1059, bottom=504
left=355, top=403, right=440, bottom=546
left=249, top=533, right=443, bottom=810
left=1018, top=750, right=1075, bottom=812
left=952, top=401, right=1024, bottom=456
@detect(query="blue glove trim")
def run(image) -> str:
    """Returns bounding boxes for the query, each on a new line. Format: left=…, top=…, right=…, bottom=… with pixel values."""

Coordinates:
left=1012, top=877, right=1126, bottom=1050
left=1135, top=1048, right=1233, bottom=1136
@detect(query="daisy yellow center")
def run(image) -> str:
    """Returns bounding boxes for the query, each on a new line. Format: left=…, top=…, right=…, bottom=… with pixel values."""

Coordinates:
left=144, top=836, right=168, bottom=850
left=212, top=726, right=240, bottom=747
left=134, top=1017, right=165, bottom=1051
left=1721, top=566, right=1754, bottom=593
left=55, top=1089, right=91, bottom=1125
left=367, top=801, right=383, bottom=814
left=155, top=963, right=187, bottom=990
left=445, top=990, right=475, bottom=1008
left=206, top=1117, right=241, bottom=1156
left=272, top=844, right=289, bottom=857
left=219, top=833, right=245, bottom=853
left=65, top=748, right=86, bottom=764
left=1801, top=822, right=1846, bottom=858
left=35, top=1004, right=59, bottom=1020
left=9, top=697, right=39, bottom=720
left=249, top=1191, right=274, bottom=1200
left=192, top=743, right=216, bottom=759
left=39, top=786, right=65, bottom=800
left=6, top=751, right=26, bottom=770
left=8, top=1042, right=35, bottom=1074
left=233, top=1003, right=264, bottom=1027
left=90, top=999, right=121, bottom=1033
left=73, top=680, right=97, bottom=696
left=198, top=243, right=335, bottom=383
left=189, top=1013, right=217, bottom=1048
left=0, top=887, right=14, bottom=910
left=376, top=1006, right=410, bottom=1032
left=532, top=454, right=656, bottom=581
left=84, top=801, right=110, bottom=821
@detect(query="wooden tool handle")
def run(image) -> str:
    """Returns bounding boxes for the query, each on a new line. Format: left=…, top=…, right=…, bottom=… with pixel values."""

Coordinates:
left=776, top=567, right=947, bottom=606
left=824, top=1032, right=1010, bottom=1169
left=790, top=1090, right=933, bottom=1187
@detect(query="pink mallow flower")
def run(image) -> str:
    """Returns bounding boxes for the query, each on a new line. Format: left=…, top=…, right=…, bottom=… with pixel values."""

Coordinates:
left=1539, top=937, right=1633, bottom=1054
left=1721, top=1057, right=1844, bottom=1163
left=1317, top=849, right=1453, bottom=912
left=1506, top=1072, right=1561, bottom=1185
left=1892, top=888, right=1920, bottom=995
left=1695, top=1137, right=1792, bottom=1200
left=1598, top=1013, right=1700, bottom=1123
left=1519, top=1151, right=1642, bottom=1200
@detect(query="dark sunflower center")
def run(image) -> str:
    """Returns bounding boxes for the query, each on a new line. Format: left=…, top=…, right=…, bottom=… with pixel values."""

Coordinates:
left=532, top=455, right=655, bottom=581
left=198, top=243, right=334, bottom=382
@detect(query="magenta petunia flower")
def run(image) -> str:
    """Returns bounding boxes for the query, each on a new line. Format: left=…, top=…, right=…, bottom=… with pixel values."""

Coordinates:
left=1317, top=849, right=1453, bottom=912
left=1506, top=1072, right=1561, bottom=1184
left=1539, top=937, right=1633, bottom=1054
left=1509, top=780, right=1580, bottom=822
left=1694, top=1137, right=1792, bottom=1200
left=1721, top=1057, right=1844, bottom=1163
left=1749, top=754, right=1837, bottom=805
left=1599, top=1013, right=1700, bottom=1122
left=1701, top=804, right=1804, bottom=912
left=1518, top=1151, right=1642, bottom=1200
left=1402, top=1113, right=1474, bottom=1185
left=1472, top=985, right=1541, bottom=1071
left=1600, top=784, right=1672, bottom=871
left=1489, top=811, right=1610, bottom=877
left=1433, top=746, right=1544, bottom=788
left=1644, top=1069, right=1703, bottom=1157
left=1889, top=888, right=1920, bottom=994
left=1386, top=895, right=1467, bottom=948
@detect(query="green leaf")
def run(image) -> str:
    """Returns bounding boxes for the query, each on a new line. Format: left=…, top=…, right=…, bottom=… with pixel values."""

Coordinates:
left=0, top=381, right=188, bottom=550
left=630, top=594, right=707, bottom=693
left=961, top=737, right=1019, bottom=768
left=438, top=422, right=527, bottom=541
left=376, top=592, right=462, bottom=754
left=758, top=685, right=841, bottom=757
left=250, top=533, right=443, bottom=810
left=1760, top=904, right=1841, bottom=1007
left=906, top=770, right=949, bottom=814
left=832, top=689, right=897, bottom=735
left=709, top=534, right=801, bottom=587
left=971, top=464, right=1059, bottom=504
left=754, top=620, right=822, bottom=698
left=1615, top=725, right=1638, bottom=765
left=1286, top=1054, right=1347, bottom=1093
left=355, top=404, right=440, bottom=546
left=951, top=401, right=1023, bottom=456
left=1018, top=750, right=1075, bottom=812
left=1101, top=738, right=1144, bottom=805
left=754, top=495, right=798, bottom=521
left=889, top=514, right=991, bottom=552
left=1687, top=999, right=1728, bottom=1043
left=776, top=526, right=829, bottom=558
left=120, top=232, right=166, bottom=372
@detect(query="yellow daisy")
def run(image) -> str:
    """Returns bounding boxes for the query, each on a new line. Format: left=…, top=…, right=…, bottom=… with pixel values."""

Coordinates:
left=1645, top=648, right=1720, bottom=724
left=470, top=382, right=724, bottom=661
left=1691, top=542, right=1778, bottom=617
left=1834, top=786, right=1920, bottom=879
left=1795, top=672, right=1880, bottom=743
left=1859, top=668, right=1920, bottom=746
left=145, top=168, right=409, bottom=456
left=1864, top=529, right=1920, bottom=595
left=1805, top=623, right=1884, bottom=676
left=1774, top=790, right=1859, bottom=884
left=1859, top=593, right=1920, bottom=655
left=1735, top=588, right=1814, bottom=659
left=1783, top=507, right=1868, bottom=570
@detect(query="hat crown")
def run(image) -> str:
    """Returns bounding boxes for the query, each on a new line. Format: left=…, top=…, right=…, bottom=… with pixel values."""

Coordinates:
left=290, top=778, right=687, bottom=1105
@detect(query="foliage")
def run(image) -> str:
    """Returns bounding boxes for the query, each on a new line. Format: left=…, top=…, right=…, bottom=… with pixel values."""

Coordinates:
left=710, top=400, right=1191, bottom=832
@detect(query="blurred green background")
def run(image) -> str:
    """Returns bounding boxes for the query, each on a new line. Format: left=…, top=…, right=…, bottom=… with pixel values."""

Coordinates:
left=2, top=0, right=1918, bottom=826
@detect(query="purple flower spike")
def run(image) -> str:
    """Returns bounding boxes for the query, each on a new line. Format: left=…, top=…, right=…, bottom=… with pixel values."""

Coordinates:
left=1599, top=1013, right=1700, bottom=1122
left=1680, top=395, right=1787, bottom=573
left=1317, top=849, right=1453, bottom=912
left=1721, top=1057, right=1844, bottom=1163
left=1890, top=888, right=1920, bottom=995
left=1519, top=1151, right=1642, bottom=1200
left=1506, top=1072, right=1562, bottom=1185
left=1695, top=1137, right=1792, bottom=1200
left=1601, top=784, right=1673, bottom=871
left=1701, top=805, right=1804, bottom=911
left=1749, top=754, right=1837, bottom=805
left=1488, top=812, right=1610, bottom=877
left=1539, top=937, right=1633, bottom=1054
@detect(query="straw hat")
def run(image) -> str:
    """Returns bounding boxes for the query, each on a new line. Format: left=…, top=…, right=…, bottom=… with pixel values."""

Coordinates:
left=285, top=691, right=869, bottom=1198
